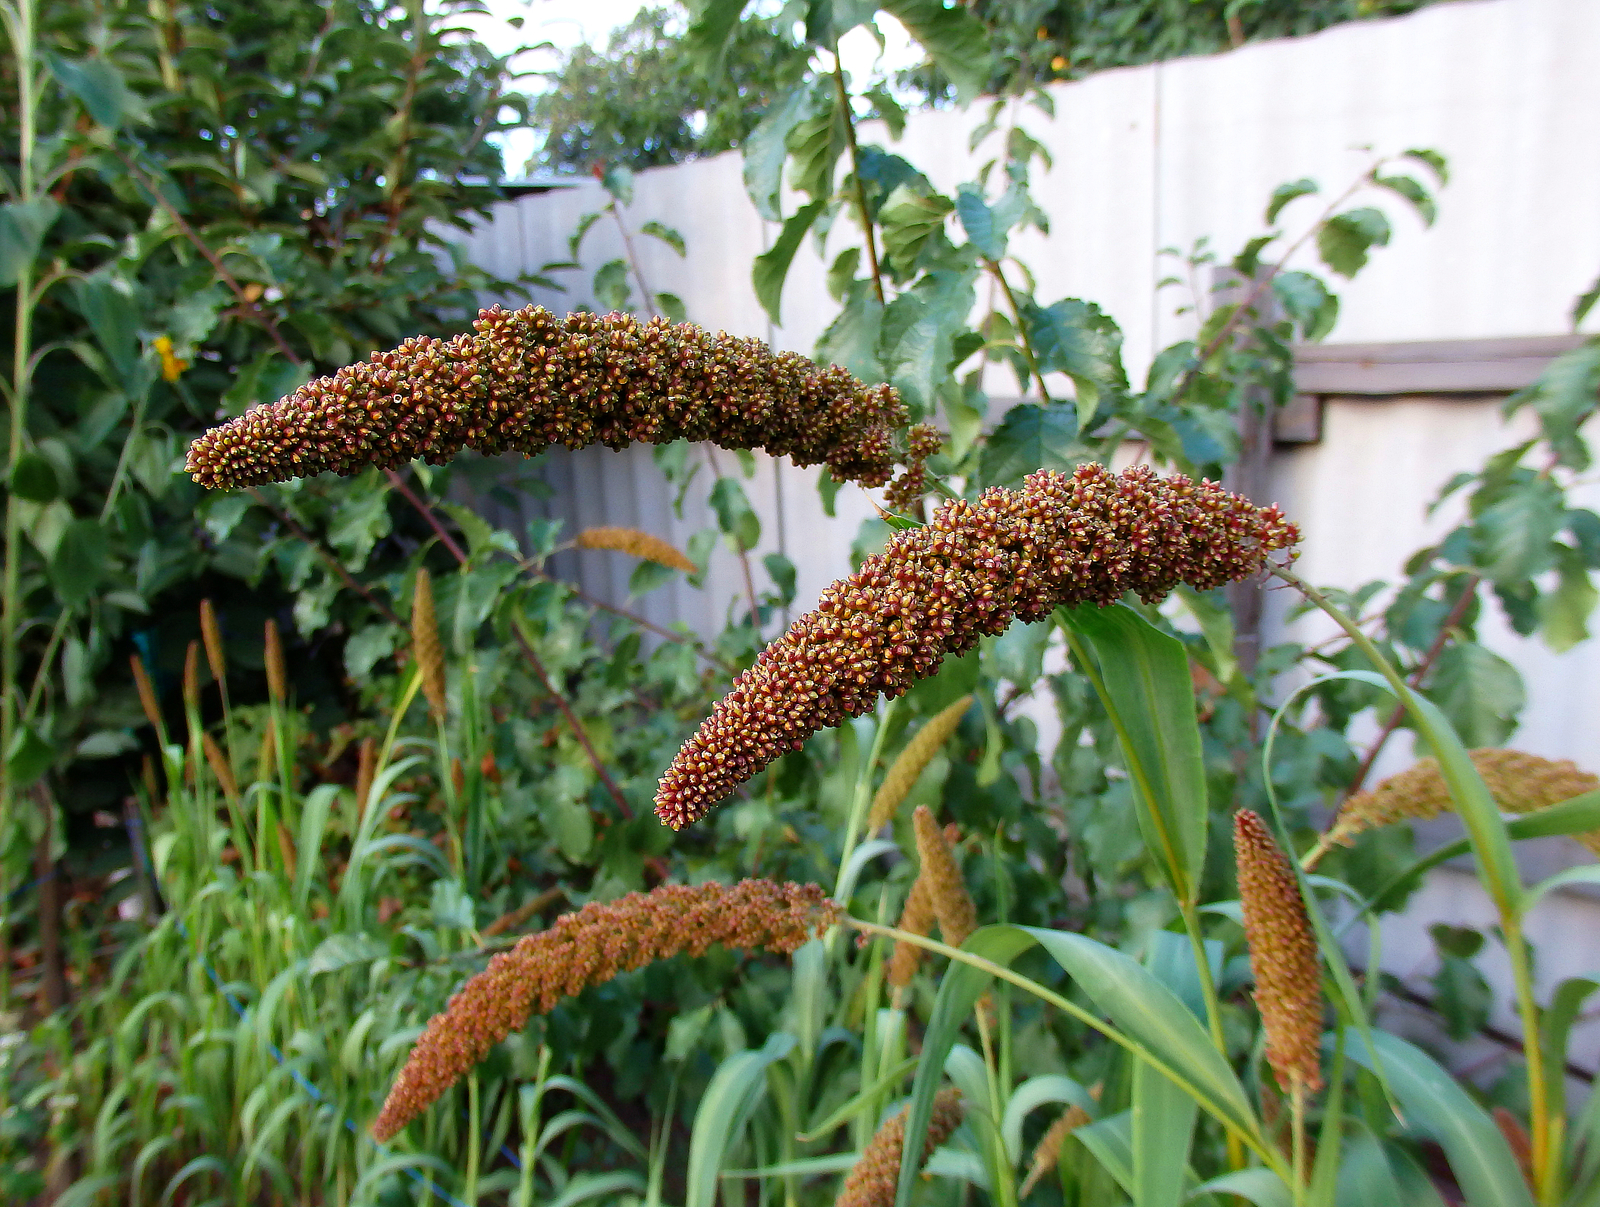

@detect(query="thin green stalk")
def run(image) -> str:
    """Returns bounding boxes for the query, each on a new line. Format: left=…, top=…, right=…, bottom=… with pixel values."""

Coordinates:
left=832, top=54, right=885, bottom=305
left=0, top=0, right=40, bottom=1009
left=975, top=1006, right=1018, bottom=1207
left=986, top=259, right=1054, bottom=406
left=832, top=699, right=898, bottom=903
left=1290, top=1083, right=1308, bottom=1207
left=465, top=1072, right=481, bottom=1205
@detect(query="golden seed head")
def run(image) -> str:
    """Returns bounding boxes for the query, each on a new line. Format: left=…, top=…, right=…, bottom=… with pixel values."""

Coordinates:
left=371, top=879, right=840, bottom=1141
left=355, top=736, right=378, bottom=815
left=912, top=807, right=977, bottom=950
left=869, top=695, right=973, bottom=831
left=182, top=640, right=202, bottom=711
left=264, top=620, right=287, bottom=705
left=199, top=599, right=226, bottom=687
left=574, top=526, right=696, bottom=573
left=202, top=732, right=238, bottom=801
left=1233, top=809, right=1323, bottom=1094
left=131, top=655, right=162, bottom=734
left=834, top=1087, right=964, bottom=1207
left=411, top=567, right=447, bottom=722
left=887, top=874, right=935, bottom=990
left=1329, top=749, right=1600, bottom=853
left=256, top=717, right=277, bottom=784
left=655, top=464, right=1298, bottom=829
left=1018, top=1105, right=1091, bottom=1198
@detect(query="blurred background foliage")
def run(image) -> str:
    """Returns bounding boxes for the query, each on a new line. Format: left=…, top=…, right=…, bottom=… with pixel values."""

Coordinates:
left=1, top=0, right=1595, bottom=1205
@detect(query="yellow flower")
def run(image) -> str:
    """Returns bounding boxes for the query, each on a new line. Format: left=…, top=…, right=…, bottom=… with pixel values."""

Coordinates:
left=154, top=334, right=189, bottom=383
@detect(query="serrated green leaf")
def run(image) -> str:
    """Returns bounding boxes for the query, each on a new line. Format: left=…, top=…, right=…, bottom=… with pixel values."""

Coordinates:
left=881, top=268, right=977, bottom=412
left=878, top=184, right=954, bottom=276
left=978, top=403, right=1080, bottom=486
left=815, top=281, right=885, bottom=384
left=955, top=184, right=1003, bottom=260
left=752, top=200, right=824, bottom=326
left=1316, top=207, right=1391, bottom=278
left=639, top=219, right=685, bottom=256
left=1474, top=475, right=1564, bottom=583
left=743, top=84, right=814, bottom=220
left=654, top=291, right=687, bottom=324
left=1022, top=298, right=1128, bottom=430
left=1425, top=641, right=1524, bottom=748
left=307, top=933, right=386, bottom=975
left=1371, top=173, right=1437, bottom=226
left=1507, top=341, right=1600, bottom=470
left=880, top=0, right=992, bottom=102
left=709, top=476, right=760, bottom=551
left=1265, top=177, right=1318, bottom=225
left=1539, top=549, right=1596, bottom=652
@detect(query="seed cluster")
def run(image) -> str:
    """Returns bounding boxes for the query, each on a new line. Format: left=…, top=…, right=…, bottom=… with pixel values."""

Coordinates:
left=912, top=806, right=976, bottom=949
left=186, top=305, right=926, bottom=497
left=1019, top=1105, right=1091, bottom=1197
left=1329, top=748, right=1600, bottom=853
left=1233, top=810, right=1323, bottom=1095
left=371, top=879, right=838, bottom=1141
left=656, top=463, right=1298, bottom=828
left=886, top=819, right=960, bottom=992
left=835, top=1087, right=964, bottom=1207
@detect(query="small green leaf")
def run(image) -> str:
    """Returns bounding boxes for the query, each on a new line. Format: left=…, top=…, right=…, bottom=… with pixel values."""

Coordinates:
left=762, top=552, right=796, bottom=606
left=752, top=200, right=824, bottom=326
left=600, top=163, right=635, bottom=205
left=1265, top=177, right=1318, bottom=225
left=6, top=725, right=54, bottom=789
left=815, top=281, right=885, bottom=384
left=50, top=517, right=110, bottom=611
left=10, top=452, right=58, bottom=502
left=709, top=476, right=760, bottom=551
left=46, top=52, right=135, bottom=129
left=0, top=199, right=59, bottom=287
left=955, top=184, right=1003, bottom=261
left=1371, top=174, right=1437, bottom=226
left=880, top=0, right=992, bottom=101
left=743, top=84, right=814, bottom=221
left=1402, top=147, right=1449, bottom=185
left=654, top=291, right=687, bottom=324
left=592, top=259, right=632, bottom=313
left=639, top=220, right=685, bottom=256
left=1021, top=297, right=1128, bottom=430
left=977, top=403, right=1080, bottom=487
left=1316, top=207, right=1392, bottom=278
left=1272, top=272, right=1339, bottom=342
left=1473, top=475, right=1564, bottom=583
left=1539, top=549, right=1596, bottom=652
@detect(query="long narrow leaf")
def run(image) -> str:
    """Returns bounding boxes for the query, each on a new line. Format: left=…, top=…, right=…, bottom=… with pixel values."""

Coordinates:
left=685, top=1032, right=796, bottom=1207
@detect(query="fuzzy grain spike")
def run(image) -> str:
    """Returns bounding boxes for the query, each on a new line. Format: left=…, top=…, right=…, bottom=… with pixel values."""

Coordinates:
left=186, top=305, right=926, bottom=498
left=411, top=567, right=447, bottom=722
left=834, top=1087, right=963, bottom=1207
left=1234, top=809, right=1323, bottom=1094
left=657, top=463, right=1297, bottom=828
left=1018, top=1105, right=1091, bottom=1197
left=869, top=695, right=973, bottom=831
left=912, top=806, right=976, bottom=949
left=1328, top=748, right=1600, bottom=853
left=574, top=526, right=696, bottom=573
left=371, top=879, right=839, bottom=1141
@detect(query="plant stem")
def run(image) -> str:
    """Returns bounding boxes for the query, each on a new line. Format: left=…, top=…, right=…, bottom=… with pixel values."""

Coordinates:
left=832, top=56, right=885, bottom=305
left=1290, top=1082, right=1308, bottom=1207
left=986, top=259, right=1054, bottom=406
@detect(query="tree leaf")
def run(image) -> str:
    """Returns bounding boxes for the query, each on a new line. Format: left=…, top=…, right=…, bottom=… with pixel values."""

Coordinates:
left=10, top=452, right=59, bottom=503
left=709, top=476, right=760, bottom=551
left=1425, top=641, right=1524, bottom=748
left=955, top=183, right=1004, bottom=261
left=815, top=280, right=885, bottom=384
left=1506, top=341, right=1600, bottom=470
left=600, top=163, right=635, bottom=205
left=879, top=0, right=992, bottom=102
left=592, top=259, right=632, bottom=312
left=6, top=725, right=54, bottom=790
left=880, top=267, right=977, bottom=412
left=1473, top=475, right=1564, bottom=583
left=1021, top=298, right=1128, bottom=430
left=1272, top=271, right=1339, bottom=342
left=1403, top=147, right=1450, bottom=185
left=1264, top=177, right=1317, bottom=225
left=977, top=403, right=1080, bottom=487
left=752, top=200, right=824, bottom=326
left=51, top=517, right=110, bottom=611
left=878, top=184, right=954, bottom=276
left=1539, top=548, right=1596, bottom=652
left=46, top=52, right=135, bottom=130
left=743, top=84, right=814, bottom=221
left=1371, top=174, right=1436, bottom=227
left=639, top=220, right=685, bottom=256
left=1316, top=207, right=1392, bottom=278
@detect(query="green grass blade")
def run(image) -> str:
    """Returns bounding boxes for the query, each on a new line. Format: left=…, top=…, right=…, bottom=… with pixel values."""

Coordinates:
left=1191, top=1168, right=1293, bottom=1207
left=685, top=1032, right=796, bottom=1207
left=1346, top=1028, right=1536, bottom=1207
left=1134, top=1053, right=1197, bottom=1207
left=1000, top=1074, right=1096, bottom=1163
left=1060, top=603, right=1208, bottom=906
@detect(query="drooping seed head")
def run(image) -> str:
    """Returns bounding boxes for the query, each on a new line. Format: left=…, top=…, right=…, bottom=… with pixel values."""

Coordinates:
left=371, top=879, right=839, bottom=1141
left=574, top=525, right=697, bottom=573
left=656, top=463, right=1298, bottom=828
left=834, top=1087, right=964, bottom=1207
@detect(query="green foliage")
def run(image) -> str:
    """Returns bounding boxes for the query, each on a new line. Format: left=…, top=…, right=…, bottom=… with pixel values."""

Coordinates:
left=527, top=6, right=809, bottom=174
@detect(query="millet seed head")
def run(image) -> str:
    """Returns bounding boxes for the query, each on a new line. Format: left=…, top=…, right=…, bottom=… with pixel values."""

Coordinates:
left=655, top=463, right=1298, bottom=828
